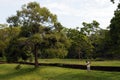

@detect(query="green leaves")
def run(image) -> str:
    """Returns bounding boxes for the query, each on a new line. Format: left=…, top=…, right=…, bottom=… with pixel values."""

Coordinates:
left=66, top=28, right=94, bottom=59
left=7, top=2, right=57, bottom=29
left=29, top=33, right=43, bottom=44
left=7, top=16, right=20, bottom=27
left=6, top=2, right=70, bottom=65
left=109, top=4, right=120, bottom=59
left=81, top=20, right=100, bottom=36
left=111, top=0, right=115, bottom=3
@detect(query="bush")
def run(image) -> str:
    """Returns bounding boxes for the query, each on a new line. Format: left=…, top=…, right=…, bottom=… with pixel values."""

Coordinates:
left=15, top=64, right=21, bottom=70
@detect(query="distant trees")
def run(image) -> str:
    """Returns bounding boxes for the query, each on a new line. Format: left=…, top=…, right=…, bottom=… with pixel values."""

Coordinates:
left=0, top=24, right=8, bottom=29
left=0, top=27, right=20, bottom=59
left=66, top=20, right=100, bottom=59
left=65, top=20, right=114, bottom=59
left=66, top=27, right=93, bottom=59
left=81, top=20, right=101, bottom=59
left=0, top=28, right=8, bottom=58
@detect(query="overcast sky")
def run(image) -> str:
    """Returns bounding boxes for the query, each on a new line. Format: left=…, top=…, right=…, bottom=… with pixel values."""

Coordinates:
left=0, top=0, right=118, bottom=29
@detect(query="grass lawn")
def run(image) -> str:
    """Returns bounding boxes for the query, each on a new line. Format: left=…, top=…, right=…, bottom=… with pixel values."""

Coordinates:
left=0, top=64, right=120, bottom=80
left=38, top=59, right=120, bottom=66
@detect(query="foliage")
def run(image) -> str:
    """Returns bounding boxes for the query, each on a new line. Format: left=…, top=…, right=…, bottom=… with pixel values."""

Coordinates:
left=85, top=29, right=108, bottom=58
left=80, top=21, right=110, bottom=59
left=81, top=20, right=100, bottom=36
left=41, top=31, right=70, bottom=58
left=109, top=4, right=120, bottom=59
left=68, top=20, right=101, bottom=59
left=0, top=24, right=8, bottom=29
left=66, top=28, right=93, bottom=59
left=6, top=2, right=70, bottom=67
left=0, top=27, right=20, bottom=59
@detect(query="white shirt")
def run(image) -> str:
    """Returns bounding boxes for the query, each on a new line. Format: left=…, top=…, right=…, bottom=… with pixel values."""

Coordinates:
left=86, top=62, right=90, bottom=67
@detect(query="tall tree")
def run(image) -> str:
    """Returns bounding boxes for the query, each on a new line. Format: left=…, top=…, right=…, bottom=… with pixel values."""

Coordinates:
left=67, top=28, right=93, bottom=59
left=109, top=3, right=120, bottom=59
left=0, top=27, right=20, bottom=58
left=6, top=2, right=69, bottom=68
left=81, top=20, right=102, bottom=58
left=81, top=20, right=100, bottom=36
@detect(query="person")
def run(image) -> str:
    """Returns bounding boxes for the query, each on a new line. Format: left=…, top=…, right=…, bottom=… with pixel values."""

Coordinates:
left=86, top=61, right=91, bottom=71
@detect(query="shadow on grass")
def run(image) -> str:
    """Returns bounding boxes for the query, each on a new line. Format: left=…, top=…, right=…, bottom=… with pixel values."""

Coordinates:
left=0, top=67, right=38, bottom=80
left=52, top=72, right=112, bottom=80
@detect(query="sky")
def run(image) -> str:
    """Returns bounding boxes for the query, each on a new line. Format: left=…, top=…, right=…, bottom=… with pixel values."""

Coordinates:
left=0, top=0, right=118, bottom=29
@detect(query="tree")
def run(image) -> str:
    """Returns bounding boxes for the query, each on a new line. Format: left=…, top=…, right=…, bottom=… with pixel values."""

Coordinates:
left=111, top=0, right=115, bottom=3
left=6, top=2, right=69, bottom=68
left=109, top=3, right=120, bottom=59
left=0, top=27, right=20, bottom=59
left=80, top=20, right=103, bottom=59
left=40, top=31, right=70, bottom=58
left=66, top=28, right=93, bottom=59
left=90, top=29, right=111, bottom=58
left=110, top=0, right=120, bottom=3
left=0, top=24, right=8, bottom=29
left=81, top=20, right=100, bottom=36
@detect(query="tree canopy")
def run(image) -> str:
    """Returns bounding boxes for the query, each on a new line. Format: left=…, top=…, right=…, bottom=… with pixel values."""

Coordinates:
left=6, top=2, right=70, bottom=68
left=109, top=3, right=120, bottom=59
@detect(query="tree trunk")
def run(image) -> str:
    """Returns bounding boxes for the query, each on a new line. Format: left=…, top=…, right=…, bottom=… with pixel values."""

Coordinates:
left=34, top=45, right=39, bottom=68
left=78, top=49, right=81, bottom=60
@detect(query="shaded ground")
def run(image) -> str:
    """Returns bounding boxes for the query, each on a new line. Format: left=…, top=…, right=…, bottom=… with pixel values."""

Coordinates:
left=0, top=64, right=120, bottom=80
left=0, top=60, right=120, bottom=72
left=22, top=62, right=120, bottom=72
left=38, top=59, right=120, bottom=66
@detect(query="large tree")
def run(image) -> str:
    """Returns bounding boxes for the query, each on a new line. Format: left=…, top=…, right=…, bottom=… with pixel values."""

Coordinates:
left=6, top=2, right=69, bottom=68
left=81, top=20, right=104, bottom=59
left=109, top=3, right=120, bottom=59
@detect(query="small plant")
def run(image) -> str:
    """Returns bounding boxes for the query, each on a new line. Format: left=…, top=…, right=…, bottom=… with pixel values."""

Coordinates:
left=15, top=64, right=21, bottom=70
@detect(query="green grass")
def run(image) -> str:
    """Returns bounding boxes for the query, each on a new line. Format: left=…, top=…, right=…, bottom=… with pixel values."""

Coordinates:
left=38, top=59, right=120, bottom=66
left=0, top=64, right=120, bottom=80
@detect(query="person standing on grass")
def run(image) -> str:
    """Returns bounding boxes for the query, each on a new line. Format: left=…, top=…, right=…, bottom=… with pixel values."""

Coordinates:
left=86, top=61, right=91, bottom=71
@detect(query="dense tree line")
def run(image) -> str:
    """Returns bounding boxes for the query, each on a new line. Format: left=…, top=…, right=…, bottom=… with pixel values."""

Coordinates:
left=0, top=2, right=120, bottom=67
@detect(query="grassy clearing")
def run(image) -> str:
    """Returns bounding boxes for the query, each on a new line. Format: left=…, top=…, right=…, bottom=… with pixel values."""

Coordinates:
left=0, top=64, right=120, bottom=80
left=38, top=59, right=120, bottom=66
